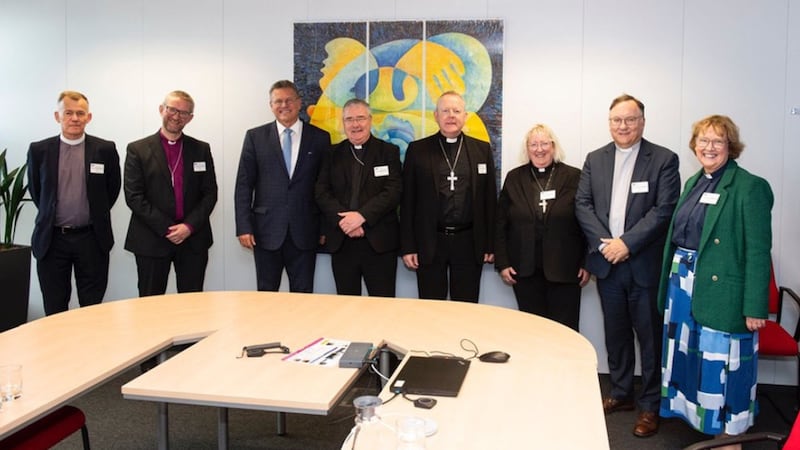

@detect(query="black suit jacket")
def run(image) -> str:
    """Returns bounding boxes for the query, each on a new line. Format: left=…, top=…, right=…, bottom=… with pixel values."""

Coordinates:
left=315, top=135, right=402, bottom=254
left=123, top=132, right=218, bottom=257
left=495, top=162, right=586, bottom=283
left=400, top=132, right=497, bottom=264
left=575, top=138, right=680, bottom=287
left=234, top=121, right=330, bottom=251
left=27, top=134, right=121, bottom=259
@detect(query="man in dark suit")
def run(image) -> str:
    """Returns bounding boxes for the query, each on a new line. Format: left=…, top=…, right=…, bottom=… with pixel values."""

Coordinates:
left=234, top=80, right=331, bottom=292
left=400, top=91, right=497, bottom=302
left=315, top=99, right=402, bottom=297
left=27, top=90, right=121, bottom=315
left=124, top=90, right=218, bottom=297
left=575, top=94, right=680, bottom=438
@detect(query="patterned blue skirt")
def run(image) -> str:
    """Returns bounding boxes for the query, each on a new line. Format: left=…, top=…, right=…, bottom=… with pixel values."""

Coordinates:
left=660, top=247, right=758, bottom=435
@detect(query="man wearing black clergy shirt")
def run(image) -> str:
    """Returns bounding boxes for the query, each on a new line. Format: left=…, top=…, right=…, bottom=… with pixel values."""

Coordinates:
left=315, top=99, right=402, bottom=296
left=400, top=91, right=497, bottom=302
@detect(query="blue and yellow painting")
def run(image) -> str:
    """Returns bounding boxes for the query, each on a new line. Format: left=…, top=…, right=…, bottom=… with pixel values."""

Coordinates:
left=294, top=20, right=503, bottom=173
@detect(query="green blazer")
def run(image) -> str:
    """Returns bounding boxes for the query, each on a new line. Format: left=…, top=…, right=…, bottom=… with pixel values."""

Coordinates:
left=657, top=160, right=773, bottom=333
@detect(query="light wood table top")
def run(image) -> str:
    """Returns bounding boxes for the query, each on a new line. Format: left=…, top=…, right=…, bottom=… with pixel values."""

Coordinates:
left=0, top=291, right=608, bottom=449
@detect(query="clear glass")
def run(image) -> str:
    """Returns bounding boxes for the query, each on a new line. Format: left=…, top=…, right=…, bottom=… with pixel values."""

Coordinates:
left=0, top=364, right=22, bottom=401
left=396, top=416, right=427, bottom=449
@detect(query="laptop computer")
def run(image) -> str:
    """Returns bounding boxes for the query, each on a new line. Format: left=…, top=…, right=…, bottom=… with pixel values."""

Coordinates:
left=390, top=356, right=471, bottom=397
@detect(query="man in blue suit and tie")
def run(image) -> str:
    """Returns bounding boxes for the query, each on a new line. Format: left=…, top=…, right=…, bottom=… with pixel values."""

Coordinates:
left=234, top=80, right=331, bottom=292
left=575, top=94, right=680, bottom=438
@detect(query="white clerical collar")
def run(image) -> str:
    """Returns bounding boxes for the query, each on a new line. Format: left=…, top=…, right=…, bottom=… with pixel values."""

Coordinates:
left=446, top=137, right=458, bottom=144
left=60, top=134, right=86, bottom=146
left=615, top=141, right=641, bottom=153
left=353, top=144, right=363, bottom=150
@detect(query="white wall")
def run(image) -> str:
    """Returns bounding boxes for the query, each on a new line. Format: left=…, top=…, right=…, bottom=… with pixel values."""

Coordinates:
left=1, top=0, right=798, bottom=384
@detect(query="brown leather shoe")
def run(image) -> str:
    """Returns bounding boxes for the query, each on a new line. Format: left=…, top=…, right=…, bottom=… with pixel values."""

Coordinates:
left=633, top=411, right=659, bottom=437
left=602, top=397, right=635, bottom=414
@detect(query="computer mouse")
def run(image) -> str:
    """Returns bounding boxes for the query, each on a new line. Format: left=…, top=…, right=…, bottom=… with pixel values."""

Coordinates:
left=478, top=351, right=510, bottom=363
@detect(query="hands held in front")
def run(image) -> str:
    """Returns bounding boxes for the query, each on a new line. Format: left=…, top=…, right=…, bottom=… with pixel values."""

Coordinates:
left=600, top=238, right=630, bottom=264
left=338, top=211, right=365, bottom=237
left=745, top=317, right=766, bottom=332
left=167, top=223, right=192, bottom=245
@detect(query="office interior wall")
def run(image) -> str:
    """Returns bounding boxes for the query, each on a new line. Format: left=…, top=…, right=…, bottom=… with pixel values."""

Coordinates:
left=1, top=0, right=798, bottom=383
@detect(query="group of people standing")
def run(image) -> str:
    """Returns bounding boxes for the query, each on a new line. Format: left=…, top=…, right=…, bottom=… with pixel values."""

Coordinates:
left=26, top=85, right=772, bottom=447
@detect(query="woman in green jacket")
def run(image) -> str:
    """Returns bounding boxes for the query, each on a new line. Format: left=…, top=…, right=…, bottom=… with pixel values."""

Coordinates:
left=658, top=115, right=773, bottom=446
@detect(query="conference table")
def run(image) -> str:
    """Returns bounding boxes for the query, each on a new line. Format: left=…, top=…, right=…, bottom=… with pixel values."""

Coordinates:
left=0, top=291, right=608, bottom=449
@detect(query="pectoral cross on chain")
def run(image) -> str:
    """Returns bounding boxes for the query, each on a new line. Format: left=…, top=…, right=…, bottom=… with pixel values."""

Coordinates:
left=447, top=171, right=458, bottom=191
left=539, top=198, right=548, bottom=213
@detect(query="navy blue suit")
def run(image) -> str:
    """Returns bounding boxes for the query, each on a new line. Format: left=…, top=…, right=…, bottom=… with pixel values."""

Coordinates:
left=27, top=134, right=121, bottom=314
left=575, top=138, right=680, bottom=412
left=234, top=120, right=330, bottom=292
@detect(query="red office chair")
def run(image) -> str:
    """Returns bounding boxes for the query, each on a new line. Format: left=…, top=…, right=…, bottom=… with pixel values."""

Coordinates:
left=759, top=264, right=800, bottom=423
left=0, top=405, right=90, bottom=449
left=683, top=410, right=800, bottom=450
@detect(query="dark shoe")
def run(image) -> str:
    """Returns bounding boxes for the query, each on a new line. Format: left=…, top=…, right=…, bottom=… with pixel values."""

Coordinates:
left=602, top=397, right=635, bottom=414
left=633, top=411, right=659, bottom=438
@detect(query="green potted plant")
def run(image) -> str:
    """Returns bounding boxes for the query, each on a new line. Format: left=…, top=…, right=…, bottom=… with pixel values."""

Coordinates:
left=0, top=148, right=32, bottom=331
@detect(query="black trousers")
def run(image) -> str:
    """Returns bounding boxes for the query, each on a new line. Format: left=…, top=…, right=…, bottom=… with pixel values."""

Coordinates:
left=416, top=230, right=482, bottom=302
left=134, top=245, right=209, bottom=297
left=331, top=237, right=397, bottom=297
left=512, top=269, right=582, bottom=331
left=596, top=261, right=662, bottom=412
left=36, top=228, right=110, bottom=315
left=253, top=233, right=316, bottom=293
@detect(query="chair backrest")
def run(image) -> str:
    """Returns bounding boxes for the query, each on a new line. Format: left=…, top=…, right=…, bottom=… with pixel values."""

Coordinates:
left=768, top=263, right=780, bottom=314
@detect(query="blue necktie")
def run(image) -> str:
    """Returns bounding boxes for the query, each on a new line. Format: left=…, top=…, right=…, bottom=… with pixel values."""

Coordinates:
left=282, top=128, right=292, bottom=175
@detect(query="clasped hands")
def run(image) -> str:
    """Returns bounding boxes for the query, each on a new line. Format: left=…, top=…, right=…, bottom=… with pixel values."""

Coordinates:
left=338, top=211, right=365, bottom=238
left=600, top=238, right=630, bottom=265
left=166, top=223, right=192, bottom=245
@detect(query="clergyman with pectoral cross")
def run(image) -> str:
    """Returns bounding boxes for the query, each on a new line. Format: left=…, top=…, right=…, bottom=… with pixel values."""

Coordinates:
left=400, top=91, right=497, bottom=303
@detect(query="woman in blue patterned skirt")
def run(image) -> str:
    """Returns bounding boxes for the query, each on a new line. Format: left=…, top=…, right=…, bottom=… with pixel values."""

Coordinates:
left=657, top=115, right=773, bottom=448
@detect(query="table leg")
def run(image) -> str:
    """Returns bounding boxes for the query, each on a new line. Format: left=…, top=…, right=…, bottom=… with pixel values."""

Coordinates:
left=277, top=412, right=286, bottom=435
left=218, top=407, right=228, bottom=449
left=158, top=402, right=169, bottom=450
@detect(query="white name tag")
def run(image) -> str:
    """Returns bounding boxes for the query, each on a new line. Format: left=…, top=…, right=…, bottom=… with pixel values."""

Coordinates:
left=373, top=165, right=389, bottom=177
left=700, top=192, right=720, bottom=205
left=89, top=163, right=105, bottom=174
left=193, top=161, right=207, bottom=172
left=477, top=163, right=487, bottom=174
left=540, top=190, right=556, bottom=201
left=631, top=181, right=649, bottom=194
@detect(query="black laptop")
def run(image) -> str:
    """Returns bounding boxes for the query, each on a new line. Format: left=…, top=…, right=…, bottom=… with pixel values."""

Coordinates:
left=390, top=356, right=471, bottom=397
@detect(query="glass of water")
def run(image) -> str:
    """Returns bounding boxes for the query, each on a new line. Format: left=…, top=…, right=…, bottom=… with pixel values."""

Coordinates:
left=0, top=364, right=23, bottom=401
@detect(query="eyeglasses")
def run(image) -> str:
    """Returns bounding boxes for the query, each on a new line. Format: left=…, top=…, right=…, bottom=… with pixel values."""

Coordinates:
left=271, top=97, right=298, bottom=107
left=528, top=141, right=553, bottom=150
left=343, top=116, right=369, bottom=125
left=696, top=137, right=727, bottom=149
left=163, top=105, right=193, bottom=119
left=609, top=116, right=642, bottom=127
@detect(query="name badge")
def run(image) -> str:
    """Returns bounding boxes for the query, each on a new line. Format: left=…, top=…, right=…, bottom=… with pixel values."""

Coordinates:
left=193, top=161, right=207, bottom=172
left=89, top=163, right=105, bottom=174
left=477, top=163, right=487, bottom=174
left=540, top=190, right=556, bottom=201
left=373, top=165, right=389, bottom=177
left=700, top=192, right=720, bottom=205
left=631, top=181, right=649, bottom=194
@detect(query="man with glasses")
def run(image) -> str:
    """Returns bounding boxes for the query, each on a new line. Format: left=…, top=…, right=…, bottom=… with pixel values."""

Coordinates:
left=124, top=90, right=218, bottom=297
left=27, top=90, right=121, bottom=315
left=234, top=80, right=330, bottom=292
left=315, top=98, right=402, bottom=297
left=575, top=94, right=680, bottom=438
